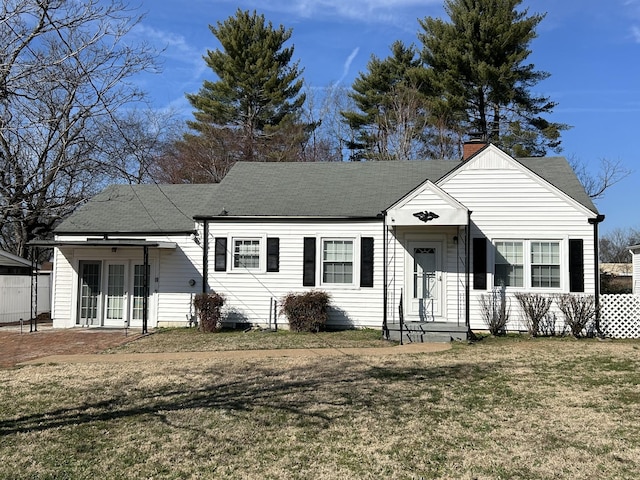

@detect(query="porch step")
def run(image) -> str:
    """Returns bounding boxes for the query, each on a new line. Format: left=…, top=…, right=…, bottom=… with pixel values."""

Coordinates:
left=386, top=323, right=469, bottom=343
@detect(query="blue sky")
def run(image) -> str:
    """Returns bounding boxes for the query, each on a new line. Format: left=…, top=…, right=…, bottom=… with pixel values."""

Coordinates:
left=132, top=0, right=639, bottom=235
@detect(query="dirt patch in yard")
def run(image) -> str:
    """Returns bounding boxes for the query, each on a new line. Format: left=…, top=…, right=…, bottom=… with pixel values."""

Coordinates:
left=0, top=323, right=143, bottom=368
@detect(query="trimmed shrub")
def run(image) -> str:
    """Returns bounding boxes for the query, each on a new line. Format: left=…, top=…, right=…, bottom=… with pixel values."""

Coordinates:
left=555, top=294, right=597, bottom=338
left=280, top=290, right=331, bottom=332
left=479, top=284, right=510, bottom=336
left=193, top=292, right=225, bottom=332
left=514, top=292, right=553, bottom=337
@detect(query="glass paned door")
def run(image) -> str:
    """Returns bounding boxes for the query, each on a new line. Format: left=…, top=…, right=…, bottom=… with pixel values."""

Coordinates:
left=131, top=264, right=147, bottom=322
left=78, top=261, right=102, bottom=326
left=105, top=263, right=127, bottom=324
left=407, top=242, right=441, bottom=320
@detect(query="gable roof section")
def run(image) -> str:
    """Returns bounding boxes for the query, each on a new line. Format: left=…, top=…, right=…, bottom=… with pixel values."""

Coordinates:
left=202, top=161, right=458, bottom=218
left=56, top=184, right=216, bottom=234
left=437, top=144, right=598, bottom=215
left=386, top=180, right=469, bottom=226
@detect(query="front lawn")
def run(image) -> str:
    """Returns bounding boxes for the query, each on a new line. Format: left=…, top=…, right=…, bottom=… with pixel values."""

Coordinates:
left=1, top=337, right=639, bottom=479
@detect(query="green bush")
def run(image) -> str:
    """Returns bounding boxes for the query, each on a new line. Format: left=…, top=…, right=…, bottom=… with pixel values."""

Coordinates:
left=280, top=290, right=331, bottom=332
left=193, top=292, right=225, bottom=332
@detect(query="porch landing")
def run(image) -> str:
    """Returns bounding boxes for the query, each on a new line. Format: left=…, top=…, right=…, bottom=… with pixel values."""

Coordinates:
left=386, top=322, right=469, bottom=343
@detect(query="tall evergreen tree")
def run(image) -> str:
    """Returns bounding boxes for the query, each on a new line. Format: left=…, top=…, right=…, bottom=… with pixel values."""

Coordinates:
left=342, top=41, right=429, bottom=161
left=183, top=9, right=309, bottom=174
left=419, top=0, right=568, bottom=156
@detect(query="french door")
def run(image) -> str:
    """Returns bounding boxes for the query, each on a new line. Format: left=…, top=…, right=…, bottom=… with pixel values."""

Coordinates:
left=77, top=260, right=148, bottom=327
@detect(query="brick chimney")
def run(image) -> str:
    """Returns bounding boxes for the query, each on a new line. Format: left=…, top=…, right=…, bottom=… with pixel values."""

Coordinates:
left=462, top=137, right=487, bottom=160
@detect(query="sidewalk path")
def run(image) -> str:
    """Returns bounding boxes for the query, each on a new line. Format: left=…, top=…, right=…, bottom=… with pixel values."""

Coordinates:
left=18, top=342, right=451, bottom=366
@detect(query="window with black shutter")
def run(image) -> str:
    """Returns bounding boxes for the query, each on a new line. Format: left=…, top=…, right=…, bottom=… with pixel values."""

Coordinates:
left=473, top=237, right=487, bottom=290
left=214, top=237, right=227, bottom=272
left=266, top=238, right=280, bottom=272
left=360, top=237, right=374, bottom=287
left=303, top=237, right=316, bottom=286
left=569, top=239, right=584, bottom=292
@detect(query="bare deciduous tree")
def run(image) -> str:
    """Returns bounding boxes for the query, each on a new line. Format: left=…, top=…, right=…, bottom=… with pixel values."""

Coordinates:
left=0, top=0, right=157, bottom=258
left=569, top=156, right=632, bottom=200
left=599, top=227, right=640, bottom=263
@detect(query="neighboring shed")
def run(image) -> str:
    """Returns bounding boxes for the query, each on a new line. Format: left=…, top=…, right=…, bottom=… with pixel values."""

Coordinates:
left=631, top=245, right=640, bottom=295
left=0, top=249, right=51, bottom=324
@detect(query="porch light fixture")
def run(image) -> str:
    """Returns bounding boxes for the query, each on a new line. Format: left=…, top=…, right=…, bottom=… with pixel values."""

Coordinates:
left=413, top=210, right=439, bottom=223
left=111, top=247, right=117, bottom=253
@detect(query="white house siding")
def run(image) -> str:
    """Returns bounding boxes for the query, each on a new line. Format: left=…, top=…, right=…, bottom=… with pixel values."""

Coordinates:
left=204, top=220, right=384, bottom=329
left=51, top=246, right=75, bottom=327
left=438, top=149, right=598, bottom=332
left=154, top=234, right=203, bottom=327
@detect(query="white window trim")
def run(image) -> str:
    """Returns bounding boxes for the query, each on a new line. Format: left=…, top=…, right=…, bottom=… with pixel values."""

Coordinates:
left=230, top=236, right=266, bottom=272
left=492, top=238, right=565, bottom=291
left=319, top=236, right=359, bottom=287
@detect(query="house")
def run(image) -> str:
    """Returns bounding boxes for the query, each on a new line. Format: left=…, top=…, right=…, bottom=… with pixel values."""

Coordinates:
left=631, top=245, right=640, bottom=295
left=34, top=144, right=602, bottom=340
left=0, top=249, right=51, bottom=324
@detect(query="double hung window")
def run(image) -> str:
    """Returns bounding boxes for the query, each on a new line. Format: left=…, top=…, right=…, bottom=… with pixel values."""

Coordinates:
left=322, top=239, right=353, bottom=284
left=494, top=240, right=561, bottom=289
left=233, top=239, right=260, bottom=269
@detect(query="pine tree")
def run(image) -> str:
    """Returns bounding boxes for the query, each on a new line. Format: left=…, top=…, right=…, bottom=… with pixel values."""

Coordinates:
left=419, top=0, right=568, bottom=156
left=341, top=41, right=427, bottom=161
left=183, top=9, right=309, bottom=171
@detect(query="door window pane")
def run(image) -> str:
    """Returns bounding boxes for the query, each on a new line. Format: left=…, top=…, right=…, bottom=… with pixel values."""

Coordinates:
left=413, top=247, right=436, bottom=299
left=106, top=264, right=125, bottom=320
left=79, top=262, right=101, bottom=323
left=132, top=264, right=147, bottom=321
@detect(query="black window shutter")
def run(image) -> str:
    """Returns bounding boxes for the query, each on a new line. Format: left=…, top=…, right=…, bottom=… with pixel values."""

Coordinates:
left=569, top=239, right=584, bottom=292
left=473, top=237, right=487, bottom=290
left=303, top=237, right=316, bottom=286
left=214, top=237, right=227, bottom=272
left=360, top=237, right=374, bottom=287
left=267, top=237, right=280, bottom=272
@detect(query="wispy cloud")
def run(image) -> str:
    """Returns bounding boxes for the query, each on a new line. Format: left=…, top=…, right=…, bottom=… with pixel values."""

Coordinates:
left=218, top=0, right=441, bottom=24
left=632, top=25, right=640, bottom=42
left=132, top=24, right=204, bottom=70
left=337, top=47, right=360, bottom=84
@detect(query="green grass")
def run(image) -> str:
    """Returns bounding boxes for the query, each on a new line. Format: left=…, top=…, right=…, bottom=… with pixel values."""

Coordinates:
left=1, top=337, right=639, bottom=479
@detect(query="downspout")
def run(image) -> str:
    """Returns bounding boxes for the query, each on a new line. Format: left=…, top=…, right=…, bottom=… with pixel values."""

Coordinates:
left=382, top=211, right=388, bottom=339
left=202, top=219, right=209, bottom=293
left=465, top=210, right=472, bottom=332
left=588, top=214, right=605, bottom=337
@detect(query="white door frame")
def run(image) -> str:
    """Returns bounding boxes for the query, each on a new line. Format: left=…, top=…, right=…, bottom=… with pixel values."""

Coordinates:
left=405, top=240, right=444, bottom=321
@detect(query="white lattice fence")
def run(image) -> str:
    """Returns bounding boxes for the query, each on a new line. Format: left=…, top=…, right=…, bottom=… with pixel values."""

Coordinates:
left=600, top=294, right=640, bottom=339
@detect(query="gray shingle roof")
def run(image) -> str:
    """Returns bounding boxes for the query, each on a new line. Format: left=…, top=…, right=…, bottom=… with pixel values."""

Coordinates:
left=518, top=157, right=598, bottom=213
left=56, top=154, right=598, bottom=234
left=205, top=160, right=460, bottom=218
left=203, top=156, right=598, bottom=217
left=55, top=184, right=217, bottom=234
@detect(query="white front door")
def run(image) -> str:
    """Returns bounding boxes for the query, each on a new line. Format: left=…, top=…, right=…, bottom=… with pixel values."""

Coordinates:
left=406, top=241, right=442, bottom=321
